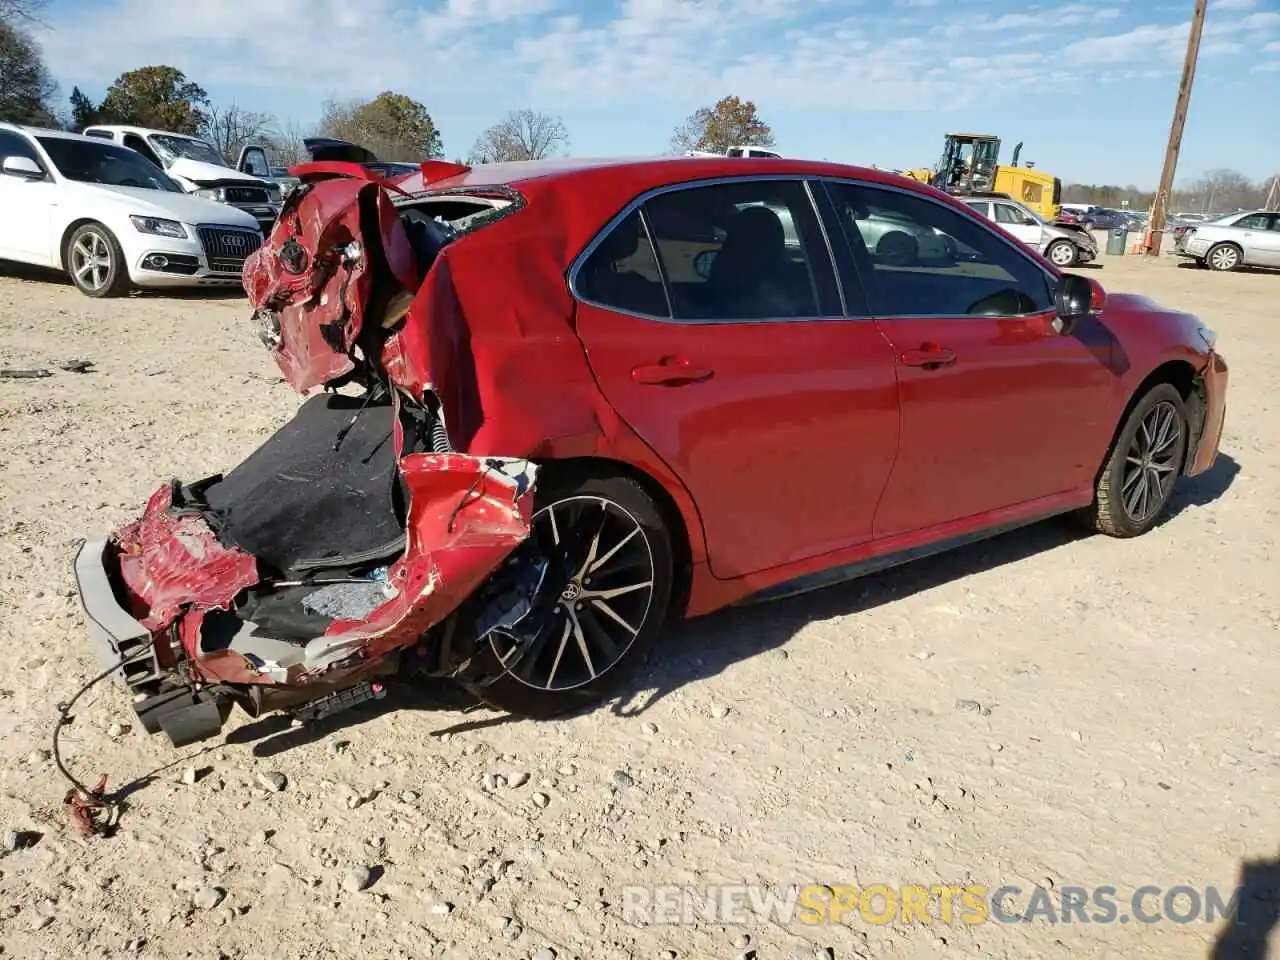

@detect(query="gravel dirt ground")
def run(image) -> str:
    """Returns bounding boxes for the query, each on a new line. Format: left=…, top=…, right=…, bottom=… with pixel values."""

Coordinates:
left=0, top=254, right=1275, bottom=960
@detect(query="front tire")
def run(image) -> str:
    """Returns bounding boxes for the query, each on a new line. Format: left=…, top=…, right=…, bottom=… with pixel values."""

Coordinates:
left=1084, top=384, right=1188, bottom=538
left=66, top=223, right=130, bottom=298
left=1045, top=239, right=1078, bottom=267
left=1205, top=243, right=1241, bottom=272
left=461, top=472, right=674, bottom=718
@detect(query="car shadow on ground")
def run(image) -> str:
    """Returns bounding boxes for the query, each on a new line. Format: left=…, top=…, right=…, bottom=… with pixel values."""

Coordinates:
left=0, top=262, right=71, bottom=286
left=0, top=261, right=246, bottom=299
left=135, top=287, right=246, bottom=301
left=614, top=450, right=1242, bottom=717
left=1210, top=855, right=1280, bottom=960
left=219, top=451, right=1241, bottom=757
left=1175, top=261, right=1280, bottom=276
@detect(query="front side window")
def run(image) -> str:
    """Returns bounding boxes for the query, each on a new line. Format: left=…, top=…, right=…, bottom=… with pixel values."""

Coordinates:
left=640, top=179, right=833, bottom=321
left=993, top=203, right=1023, bottom=225
left=37, top=137, right=181, bottom=192
left=825, top=180, right=1055, bottom=318
left=0, top=131, right=42, bottom=165
left=241, top=150, right=271, bottom=178
left=1234, top=213, right=1270, bottom=230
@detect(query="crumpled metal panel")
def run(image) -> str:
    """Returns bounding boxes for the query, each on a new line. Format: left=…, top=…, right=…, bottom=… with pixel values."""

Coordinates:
left=299, top=452, right=537, bottom=678
left=115, top=484, right=259, bottom=632
left=242, top=176, right=417, bottom=394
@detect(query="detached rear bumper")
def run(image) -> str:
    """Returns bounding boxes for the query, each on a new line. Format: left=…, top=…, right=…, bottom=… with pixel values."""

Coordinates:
left=73, top=538, right=164, bottom=690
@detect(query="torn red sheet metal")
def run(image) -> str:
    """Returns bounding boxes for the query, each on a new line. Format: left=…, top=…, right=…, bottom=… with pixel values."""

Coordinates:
left=299, top=452, right=537, bottom=679
left=113, top=454, right=536, bottom=689
left=63, top=775, right=116, bottom=838
left=115, top=484, right=259, bottom=632
left=243, top=175, right=418, bottom=394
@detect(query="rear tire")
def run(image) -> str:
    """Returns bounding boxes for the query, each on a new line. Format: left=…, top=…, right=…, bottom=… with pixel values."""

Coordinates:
left=460, top=472, right=674, bottom=719
left=65, top=223, right=131, bottom=298
left=1083, top=384, right=1188, bottom=538
left=1205, top=243, right=1241, bottom=272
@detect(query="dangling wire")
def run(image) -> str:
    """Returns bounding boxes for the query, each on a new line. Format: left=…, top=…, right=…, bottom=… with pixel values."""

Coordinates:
left=52, top=653, right=135, bottom=836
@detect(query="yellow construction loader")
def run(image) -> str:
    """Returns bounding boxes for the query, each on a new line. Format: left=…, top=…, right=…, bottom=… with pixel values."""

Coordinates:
left=902, top=133, right=1062, bottom=220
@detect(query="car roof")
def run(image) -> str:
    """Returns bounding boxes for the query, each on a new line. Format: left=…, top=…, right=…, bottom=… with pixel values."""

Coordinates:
left=82, top=124, right=202, bottom=139
left=0, top=122, right=130, bottom=145
left=403, top=154, right=946, bottom=203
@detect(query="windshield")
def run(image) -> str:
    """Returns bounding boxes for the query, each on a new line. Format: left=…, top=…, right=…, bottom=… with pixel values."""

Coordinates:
left=36, top=137, right=181, bottom=192
left=148, top=134, right=226, bottom=167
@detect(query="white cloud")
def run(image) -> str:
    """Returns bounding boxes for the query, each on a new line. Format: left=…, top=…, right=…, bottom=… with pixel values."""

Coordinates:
left=1065, top=10, right=1280, bottom=63
left=1211, top=0, right=1258, bottom=9
left=1267, top=40, right=1280, bottom=52
left=1064, top=22, right=1189, bottom=62
left=31, top=0, right=1269, bottom=135
left=892, top=0, right=939, bottom=7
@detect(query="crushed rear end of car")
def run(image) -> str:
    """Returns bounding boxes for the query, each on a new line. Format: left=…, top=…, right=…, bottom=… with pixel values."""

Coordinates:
left=72, top=162, right=560, bottom=746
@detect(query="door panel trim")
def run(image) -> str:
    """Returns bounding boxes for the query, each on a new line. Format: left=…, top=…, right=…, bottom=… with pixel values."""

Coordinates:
left=733, top=490, right=1091, bottom=606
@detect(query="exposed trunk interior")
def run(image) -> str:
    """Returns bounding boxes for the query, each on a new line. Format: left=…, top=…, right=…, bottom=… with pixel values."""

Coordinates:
left=179, top=392, right=426, bottom=646
left=203, top=392, right=404, bottom=574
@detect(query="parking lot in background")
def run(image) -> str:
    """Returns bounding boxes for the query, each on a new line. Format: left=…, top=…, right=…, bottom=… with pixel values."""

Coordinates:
left=0, top=253, right=1276, bottom=959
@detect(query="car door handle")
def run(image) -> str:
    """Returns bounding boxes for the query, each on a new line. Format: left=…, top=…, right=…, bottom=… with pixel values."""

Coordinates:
left=631, top=356, right=714, bottom=385
left=900, top=344, right=957, bottom=369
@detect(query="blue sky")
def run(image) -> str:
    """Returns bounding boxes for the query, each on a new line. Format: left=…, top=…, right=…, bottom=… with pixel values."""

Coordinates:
left=31, top=0, right=1280, bottom=187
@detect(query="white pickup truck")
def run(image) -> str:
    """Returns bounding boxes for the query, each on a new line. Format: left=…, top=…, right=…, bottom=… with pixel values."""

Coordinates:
left=81, top=125, right=282, bottom=232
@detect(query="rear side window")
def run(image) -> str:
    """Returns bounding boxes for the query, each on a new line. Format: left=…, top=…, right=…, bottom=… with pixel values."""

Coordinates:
left=575, top=209, right=670, bottom=318
left=639, top=179, right=836, bottom=321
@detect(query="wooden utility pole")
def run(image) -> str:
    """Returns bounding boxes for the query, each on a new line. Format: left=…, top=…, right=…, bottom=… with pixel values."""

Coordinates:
left=1146, top=0, right=1207, bottom=257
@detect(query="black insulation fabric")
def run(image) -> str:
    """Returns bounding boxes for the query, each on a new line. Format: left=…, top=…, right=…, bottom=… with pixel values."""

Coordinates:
left=202, top=393, right=404, bottom=573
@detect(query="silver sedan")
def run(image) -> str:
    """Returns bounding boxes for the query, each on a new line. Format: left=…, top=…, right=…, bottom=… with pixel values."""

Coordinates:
left=1174, top=210, right=1280, bottom=272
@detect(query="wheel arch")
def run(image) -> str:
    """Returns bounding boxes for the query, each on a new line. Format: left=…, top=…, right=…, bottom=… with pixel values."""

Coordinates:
left=531, top=455, right=695, bottom=621
left=1096, top=358, right=1202, bottom=485
left=1206, top=240, right=1243, bottom=267
left=58, top=218, right=110, bottom=271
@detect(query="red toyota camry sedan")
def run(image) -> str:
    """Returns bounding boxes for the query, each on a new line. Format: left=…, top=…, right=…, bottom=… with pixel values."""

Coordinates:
left=74, top=155, right=1228, bottom=745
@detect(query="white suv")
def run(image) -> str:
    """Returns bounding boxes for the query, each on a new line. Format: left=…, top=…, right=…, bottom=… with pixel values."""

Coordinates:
left=0, top=123, right=264, bottom=297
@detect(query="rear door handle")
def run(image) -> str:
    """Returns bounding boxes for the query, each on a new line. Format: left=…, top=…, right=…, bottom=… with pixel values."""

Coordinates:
left=632, top=356, right=714, bottom=385
left=900, top=344, right=957, bottom=369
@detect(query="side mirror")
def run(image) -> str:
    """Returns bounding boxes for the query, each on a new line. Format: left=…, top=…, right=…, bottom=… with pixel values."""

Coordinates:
left=2, top=156, right=44, bottom=180
left=1022, top=215, right=1038, bottom=226
left=1053, top=273, right=1103, bottom=335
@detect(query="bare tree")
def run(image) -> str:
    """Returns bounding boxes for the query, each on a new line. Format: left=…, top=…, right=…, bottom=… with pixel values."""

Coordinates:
left=469, top=108, right=569, bottom=164
left=0, top=16, right=56, bottom=125
left=1063, top=169, right=1272, bottom=216
left=267, top=118, right=310, bottom=168
left=200, top=103, right=276, bottom=164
